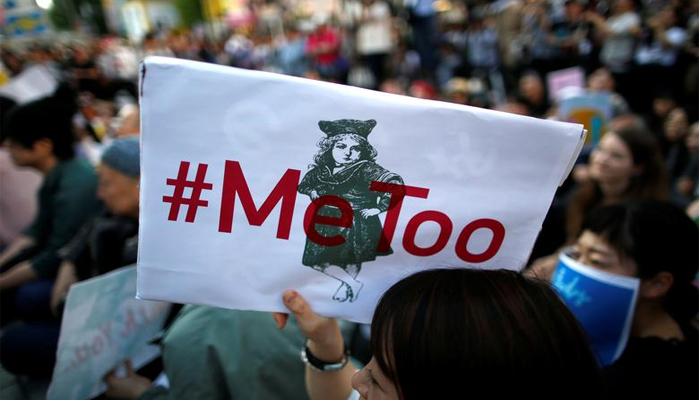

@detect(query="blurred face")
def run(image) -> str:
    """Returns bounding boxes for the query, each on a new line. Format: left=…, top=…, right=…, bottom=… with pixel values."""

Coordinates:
left=653, top=98, right=675, bottom=118
left=570, top=230, right=638, bottom=277
left=687, top=124, right=699, bottom=153
left=566, top=2, right=584, bottom=18
left=3, top=139, right=40, bottom=167
left=664, top=109, right=688, bottom=142
left=660, top=7, right=677, bottom=27
left=519, top=76, right=544, bottom=103
left=351, top=358, right=400, bottom=400
left=332, top=136, right=362, bottom=166
left=97, top=164, right=140, bottom=218
left=589, top=133, right=639, bottom=185
left=588, top=69, right=614, bottom=92
left=614, top=0, right=633, bottom=13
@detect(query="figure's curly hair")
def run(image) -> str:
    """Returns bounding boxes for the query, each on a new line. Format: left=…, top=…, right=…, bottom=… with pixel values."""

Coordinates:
left=311, top=133, right=378, bottom=168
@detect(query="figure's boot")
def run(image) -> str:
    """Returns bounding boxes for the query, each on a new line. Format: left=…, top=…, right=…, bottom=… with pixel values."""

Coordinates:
left=324, top=266, right=363, bottom=302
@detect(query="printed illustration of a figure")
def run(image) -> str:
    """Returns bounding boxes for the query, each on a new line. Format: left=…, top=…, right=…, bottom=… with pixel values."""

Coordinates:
left=298, top=119, right=404, bottom=302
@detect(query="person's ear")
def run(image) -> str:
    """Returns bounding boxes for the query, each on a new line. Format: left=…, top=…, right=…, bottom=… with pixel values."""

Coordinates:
left=33, top=138, right=54, bottom=157
left=639, top=271, right=674, bottom=300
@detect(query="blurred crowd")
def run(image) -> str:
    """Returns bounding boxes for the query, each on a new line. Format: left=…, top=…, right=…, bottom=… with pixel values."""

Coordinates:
left=0, top=0, right=697, bottom=398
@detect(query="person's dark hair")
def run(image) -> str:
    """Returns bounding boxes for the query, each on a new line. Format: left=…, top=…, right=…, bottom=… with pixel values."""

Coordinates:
left=370, top=268, right=601, bottom=400
left=312, top=133, right=377, bottom=168
left=580, top=200, right=698, bottom=323
left=0, top=96, right=17, bottom=143
left=2, top=84, right=77, bottom=160
left=566, top=125, right=668, bottom=240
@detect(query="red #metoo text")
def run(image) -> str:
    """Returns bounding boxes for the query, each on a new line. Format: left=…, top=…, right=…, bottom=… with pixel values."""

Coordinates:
left=163, top=160, right=506, bottom=263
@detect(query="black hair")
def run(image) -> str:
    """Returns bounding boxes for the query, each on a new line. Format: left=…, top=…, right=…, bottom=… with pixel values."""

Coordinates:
left=3, top=84, right=77, bottom=160
left=580, top=200, right=698, bottom=323
left=371, top=268, right=601, bottom=400
left=312, top=133, right=377, bottom=168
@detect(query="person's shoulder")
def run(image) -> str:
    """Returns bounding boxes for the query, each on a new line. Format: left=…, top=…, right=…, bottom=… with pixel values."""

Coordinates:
left=61, top=157, right=97, bottom=176
left=59, top=158, right=98, bottom=186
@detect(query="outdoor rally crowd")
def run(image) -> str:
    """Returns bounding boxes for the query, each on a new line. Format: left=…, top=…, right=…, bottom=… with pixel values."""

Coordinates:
left=0, top=0, right=698, bottom=398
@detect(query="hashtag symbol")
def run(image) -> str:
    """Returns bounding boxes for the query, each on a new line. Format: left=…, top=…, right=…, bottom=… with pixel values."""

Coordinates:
left=162, top=161, right=213, bottom=223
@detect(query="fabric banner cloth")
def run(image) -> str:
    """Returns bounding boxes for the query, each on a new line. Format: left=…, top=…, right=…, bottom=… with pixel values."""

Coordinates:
left=138, top=57, right=585, bottom=322
left=48, top=266, right=170, bottom=400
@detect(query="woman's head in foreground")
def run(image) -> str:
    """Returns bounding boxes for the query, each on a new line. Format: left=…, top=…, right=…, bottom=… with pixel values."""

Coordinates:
left=353, top=268, right=600, bottom=400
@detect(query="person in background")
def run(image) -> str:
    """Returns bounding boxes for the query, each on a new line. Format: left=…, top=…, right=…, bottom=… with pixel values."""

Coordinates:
left=104, top=307, right=356, bottom=400
left=50, top=136, right=141, bottom=315
left=0, top=88, right=100, bottom=325
left=529, top=124, right=667, bottom=269
left=516, top=71, right=550, bottom=117
left=586, top=0, right=641, bottom=107
left=274, top=268, right=601, bottom=400
left=356, top=0, right=395, bottom=89
left=674, top=122, right=699, bottom=206
left=586, top=67, right=630, bottom=117
left=557, top=201, right=698, bottom=398
left=660, top=108, right=690, bottom=186
left=0, top=136, right=139, bottom=379
left=0, top=96, right=42, bottom=249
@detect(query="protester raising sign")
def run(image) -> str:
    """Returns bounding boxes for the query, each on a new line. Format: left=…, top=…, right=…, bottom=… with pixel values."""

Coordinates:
left=137, top=57, right=585, bottom=322
left=48, top=266, right=170, bottom=400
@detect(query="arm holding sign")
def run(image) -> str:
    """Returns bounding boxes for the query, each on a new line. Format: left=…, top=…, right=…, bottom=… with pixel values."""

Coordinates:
left=274, top=291, right=355, bottom=400
left=275, top=269, right=601, bottom=400
left=104, top=360, right=153, bottom=399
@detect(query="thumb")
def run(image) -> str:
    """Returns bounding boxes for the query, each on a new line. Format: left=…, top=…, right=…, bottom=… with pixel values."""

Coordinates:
left=125, top=359, right=136, bottom=376
left=282, top=290, right=308, bottom=316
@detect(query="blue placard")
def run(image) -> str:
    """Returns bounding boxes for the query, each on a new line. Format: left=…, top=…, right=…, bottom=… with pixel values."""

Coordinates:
left=552, top=253, right=639, bottom=366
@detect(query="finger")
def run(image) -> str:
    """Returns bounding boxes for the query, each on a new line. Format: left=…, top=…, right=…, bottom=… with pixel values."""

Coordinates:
left=282, top=290, right=307, bottom=316
left=125, top=359, right=135, bottom=375
left=104, top=369, right=116, bottom=382
left=272, top=312, right=289, bottom=330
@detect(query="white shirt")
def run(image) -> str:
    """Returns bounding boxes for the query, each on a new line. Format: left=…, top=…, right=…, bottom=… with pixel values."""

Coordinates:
left=600, top=12, right=641, bottom=72
left=635, top=27, right=687, bottom=66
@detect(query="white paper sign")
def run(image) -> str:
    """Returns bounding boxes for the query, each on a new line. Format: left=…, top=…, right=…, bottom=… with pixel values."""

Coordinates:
left=0, top=65, right=57, bottom=104
left=137, top=57, right=585, bottom=323
left=48, top=266, right=170, bottom=400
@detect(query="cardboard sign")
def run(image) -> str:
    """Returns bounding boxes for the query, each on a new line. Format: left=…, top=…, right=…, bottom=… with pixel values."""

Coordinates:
left=546, top=67, right=585, bottom=101
left=559, top=93, right=612, bottom=146
left=552, top=253, right=639, bottom=366
left=137, top=57, right=585, bottom=322
left=48, top=266, right=170, bottom=400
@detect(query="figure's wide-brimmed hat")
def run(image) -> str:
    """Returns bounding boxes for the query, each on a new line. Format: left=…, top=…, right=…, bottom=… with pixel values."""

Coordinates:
left=318, top=119, right=377, bottom=138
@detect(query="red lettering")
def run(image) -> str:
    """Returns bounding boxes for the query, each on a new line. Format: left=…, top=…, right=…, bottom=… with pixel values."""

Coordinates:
left=303, top=196, right=353, bottom=246
left=402, top=211, right=453, bottom=256
left=98, top=320, right=113, bottom=347
left=455, top=219, right=506, bottom=263
left=72, top=344, right=90, bottom=367
left=219, top=160, right=301, bottom=239
left=121, top=308, right=137, bottom=337
left=92, top=336, right=104, bottom=356
left=139, top=305, right=150, bottom=322
left=369, top=182, right=430, bottom=252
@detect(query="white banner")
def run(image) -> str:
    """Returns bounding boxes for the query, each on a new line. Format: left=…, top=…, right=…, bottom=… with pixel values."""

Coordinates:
left=48, top=266, right=170, bottom=400
left=137, top=57, right=585, bottom=323
left=0, top=64, right=56, bottom=104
